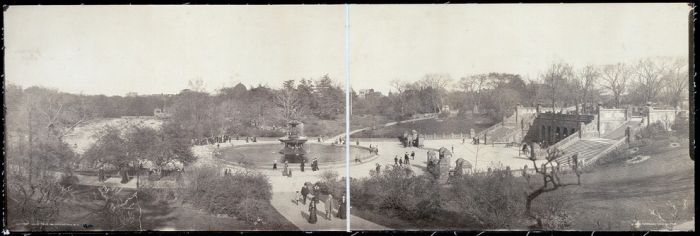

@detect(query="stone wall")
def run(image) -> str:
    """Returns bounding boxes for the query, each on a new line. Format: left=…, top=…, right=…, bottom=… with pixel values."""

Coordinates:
left=598, top=108, right=629, bottom=135
left=646, top=107, right=689, bottom=131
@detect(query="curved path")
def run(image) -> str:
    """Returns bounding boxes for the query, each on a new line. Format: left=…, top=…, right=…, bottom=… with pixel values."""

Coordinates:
left=324, top=114, right=438, bottom=143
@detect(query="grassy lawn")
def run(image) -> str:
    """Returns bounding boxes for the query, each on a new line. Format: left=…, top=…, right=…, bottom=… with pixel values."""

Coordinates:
left=348, top=139, right=693, bottom=230
left=560, top=139, right=694, bottom=230
left=351, top=114, right=494, bottom=138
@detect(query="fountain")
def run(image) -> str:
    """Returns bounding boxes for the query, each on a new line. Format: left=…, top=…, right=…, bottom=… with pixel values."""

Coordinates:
left=279, top=120, right=309, bottom=163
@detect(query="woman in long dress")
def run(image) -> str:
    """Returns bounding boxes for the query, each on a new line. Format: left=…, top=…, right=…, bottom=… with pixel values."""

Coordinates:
left=308, top=195, right=318, bottom=224
left=336, top=193, right=347, bottom=219
left=283, top=160, right=289, bottom=176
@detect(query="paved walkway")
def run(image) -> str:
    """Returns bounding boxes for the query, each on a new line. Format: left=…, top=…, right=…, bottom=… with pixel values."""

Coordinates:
left=348, top=139, right=546, bottom=179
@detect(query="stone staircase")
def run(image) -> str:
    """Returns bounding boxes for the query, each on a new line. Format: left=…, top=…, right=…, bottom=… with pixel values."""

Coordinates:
left=554, top=138, right=618, bottom=168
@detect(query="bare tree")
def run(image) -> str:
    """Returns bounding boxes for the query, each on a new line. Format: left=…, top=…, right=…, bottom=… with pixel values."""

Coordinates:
left=459, top=74, right=492, bottom=112
left=662, top=57, right=689, bottom=107
left=600, top=63, right=631, bottom=108
left=575, top=65, right=600, bottom=108
left=7, top=172, right=70, bottom=230
left=525, top=147, right=581, bottom=228
left=187, top=78, right=207, bottom=93
left=273, top=80, right=303, bottom=120
left=633, top=58, right=667, bottom=105
left=541, top=63, right=575, bottom=109
left=92, top=186, right=142, bottom=230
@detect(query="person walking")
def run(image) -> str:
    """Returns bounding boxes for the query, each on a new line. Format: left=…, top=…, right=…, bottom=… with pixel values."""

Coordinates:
left=411, top=151, right=415, bottom=160
left=308, top=196, right=318, bottom=224
left=273, top=160, right=277, bottom=170
left=399, top=158, right=403, bottom=166
left=404, top=154, right=410, bottom=165
left=375, top=163, right=381, bottom=174
left=336, top=193, right=347, bottom=219
left=404, top=152, right=409, bottom=161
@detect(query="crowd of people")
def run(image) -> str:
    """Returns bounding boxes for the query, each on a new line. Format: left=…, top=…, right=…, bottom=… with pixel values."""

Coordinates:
left=191, top=135, right=258, bottom=146
left=295, top=183, right=347, bottom=224
left=274, top=158, right=321, bottom=175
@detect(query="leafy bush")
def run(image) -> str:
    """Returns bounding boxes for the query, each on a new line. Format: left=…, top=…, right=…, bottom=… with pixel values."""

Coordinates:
left=181, top=167, right=273, bottom=224
left=638, top=121, right=670, bottom=139
left=529, top=191, right=572, bottom=230
left=450, top=169, right=526, bottom=228
left=234, top=198, right=270, bottom=224
left=351, top=165, right=441, bottom=219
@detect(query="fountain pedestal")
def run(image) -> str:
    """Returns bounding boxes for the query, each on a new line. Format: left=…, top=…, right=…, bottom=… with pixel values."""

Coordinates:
left=279, top=120, right=309, bottom=163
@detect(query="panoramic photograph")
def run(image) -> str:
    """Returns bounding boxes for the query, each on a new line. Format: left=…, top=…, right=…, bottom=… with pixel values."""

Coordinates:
left=346, top=4, right=694, bottom=231
left=4, top=5, right=349, bottom=231
left=2, top=3, right=695, bottom=232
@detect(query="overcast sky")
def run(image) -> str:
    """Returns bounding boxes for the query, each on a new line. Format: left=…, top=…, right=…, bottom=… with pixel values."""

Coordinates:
left=5, top=4, right=691, bottom=96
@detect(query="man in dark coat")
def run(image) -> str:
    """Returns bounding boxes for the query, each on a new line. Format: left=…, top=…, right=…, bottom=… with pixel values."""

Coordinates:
left=411, top=151, right=415, bottom=160
left=301, top=185, right=309, bottom=205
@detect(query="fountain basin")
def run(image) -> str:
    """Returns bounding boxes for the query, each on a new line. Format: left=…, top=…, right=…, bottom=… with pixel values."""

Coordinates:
left=219, top=143, right=370, bottom=167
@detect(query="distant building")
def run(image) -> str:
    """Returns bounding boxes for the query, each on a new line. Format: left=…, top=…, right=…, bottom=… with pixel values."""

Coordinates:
left=359, top=89, right=382, bottom=99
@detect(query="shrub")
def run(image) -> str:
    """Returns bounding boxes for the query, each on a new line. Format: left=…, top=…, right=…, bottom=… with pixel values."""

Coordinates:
left=450, top=169, right=526, bottom=228
left=529, top=191, right=572, bottom=230
left=234, top=198, right=270, bottom=224
left=59, top=174, right=80, bottom=187
left=183, top=167, right=273, bottom=223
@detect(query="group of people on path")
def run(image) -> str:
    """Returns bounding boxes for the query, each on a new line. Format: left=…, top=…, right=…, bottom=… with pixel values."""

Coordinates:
left=192, top=135, right=259, bottom=146
left=297, top=183, right=347, bottom=224
left=273, top=158, right=320, bottom=176
left=393, top=151, right=415, bottom=167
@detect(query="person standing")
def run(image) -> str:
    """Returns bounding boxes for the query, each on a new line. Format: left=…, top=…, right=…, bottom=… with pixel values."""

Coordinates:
left=404, top=154, right=410, bottom=165
left=300, top=159, right=305, bottom=172
left=325, top=194, right=334, bottom=220
left=273, top=160, right=277, bottom=170
left=301, top=185, right=309, bottom=205
left=336, top=193, right=347, bottom=219
left=283, top=160, right=289, bottom=176
left=404, top=152, right=409, bottom=161
left=394, top=156, right=398, bottom=165
left=399, top=158, right=403, bottom=166
left=308, top=196, right=318, bottom=224
left=411, top=151, right=415, bottom=160
left=375, top=163, right=381, bottom=174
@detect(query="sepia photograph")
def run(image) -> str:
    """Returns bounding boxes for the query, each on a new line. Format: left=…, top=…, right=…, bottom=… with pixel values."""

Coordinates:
left=4, top=5, right=349, bottom=231
left=2, top=3, right=695, bottom=232
left=346, top=4, right=693, bottom=231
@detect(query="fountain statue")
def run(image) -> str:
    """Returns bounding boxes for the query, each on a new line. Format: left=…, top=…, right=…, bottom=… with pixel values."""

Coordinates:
left=279, top=120, right=309, bottom=163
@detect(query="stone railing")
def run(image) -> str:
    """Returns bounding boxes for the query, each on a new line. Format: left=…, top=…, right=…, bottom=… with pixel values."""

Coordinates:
left=581, top=137, right=627, bottom=168
left=547, top=130, right=581, bottom=151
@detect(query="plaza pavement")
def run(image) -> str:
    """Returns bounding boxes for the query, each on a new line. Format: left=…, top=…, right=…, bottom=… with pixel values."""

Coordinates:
left=348, top=139, right=546, bottom=179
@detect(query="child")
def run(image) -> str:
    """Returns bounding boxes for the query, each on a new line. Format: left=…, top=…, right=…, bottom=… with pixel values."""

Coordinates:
left=294, top=191, right=302, bottom=205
